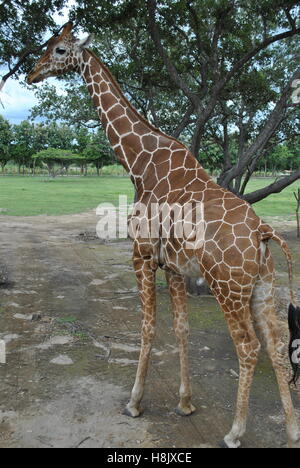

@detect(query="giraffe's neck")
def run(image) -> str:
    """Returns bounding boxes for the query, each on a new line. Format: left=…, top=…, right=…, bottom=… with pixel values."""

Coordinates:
left=79, top=50, right=161, bottom=177
left=79, top=49, right=211, bottom=196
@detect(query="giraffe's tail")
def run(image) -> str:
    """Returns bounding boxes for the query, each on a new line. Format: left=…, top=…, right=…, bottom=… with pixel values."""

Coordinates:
left=259, top=223, right=300, bottom=385
left=258, top=223, right=297, bottom=305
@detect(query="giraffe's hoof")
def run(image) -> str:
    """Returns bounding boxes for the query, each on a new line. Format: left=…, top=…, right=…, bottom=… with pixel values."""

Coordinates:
left=221, top=437, right=241, bottom=449
left=175, top=404, right=196, bottom=417
left=123, top=405, right=143, bottom=418
left=219, top=440, right=229, bottom=449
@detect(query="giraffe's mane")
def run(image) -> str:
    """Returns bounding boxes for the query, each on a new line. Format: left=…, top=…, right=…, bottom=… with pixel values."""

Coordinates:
left=86, top=48, right=187, bottom=148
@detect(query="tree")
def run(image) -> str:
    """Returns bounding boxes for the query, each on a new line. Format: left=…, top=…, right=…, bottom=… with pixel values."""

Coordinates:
left=2, top=1, right=299, bottom=201
left=78, top=0, right=300, bottom=200
left=45, top=122, right=76, bottom=150
left=32, top=148, right=79, bottom=177
left=0, top=115, right=12, bottom=171
left=82, top=130, right=115, bottom=175
left=9, top=120, right=78, bottom=174
left=295, top=188, right=300, bottom=238
left=287, top=137, right=300, bottom=171
left=0, top=0, right=66, bottom=89
left=268, top=145, right=293, bottom=174
left=11, top=120, right=35, bottom=173
left=31, top=81, right=99, bottom=128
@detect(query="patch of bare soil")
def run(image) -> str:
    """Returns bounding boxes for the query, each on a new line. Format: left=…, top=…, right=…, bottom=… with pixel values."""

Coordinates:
left=0, top=211, right=299, bottom=448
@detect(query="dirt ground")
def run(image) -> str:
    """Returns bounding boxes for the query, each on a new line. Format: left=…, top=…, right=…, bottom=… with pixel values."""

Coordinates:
left=0, top=211, right=299, bottom=449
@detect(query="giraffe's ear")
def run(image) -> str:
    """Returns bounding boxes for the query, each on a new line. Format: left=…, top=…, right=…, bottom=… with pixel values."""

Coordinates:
left=77, top=34, right=94, bottom=49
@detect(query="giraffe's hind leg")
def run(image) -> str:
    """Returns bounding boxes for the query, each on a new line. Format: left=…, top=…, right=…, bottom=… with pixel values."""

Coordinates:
left=251, top=247, right=300, bottom=448
left=166, top=270, right=196, bottom=416
left=220, top=298, right=261, bottom=448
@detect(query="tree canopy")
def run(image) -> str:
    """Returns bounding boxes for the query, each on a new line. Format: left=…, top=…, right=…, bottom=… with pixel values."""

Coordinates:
left=0, top=0, right=299, bottom=202
left=0, top=114, right=12, bottom=170
left=0, top=116, right=115, bottom=174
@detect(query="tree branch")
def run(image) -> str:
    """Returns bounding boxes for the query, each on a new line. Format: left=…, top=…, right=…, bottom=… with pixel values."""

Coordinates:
left=172, top=103, right=195, bottom=138
left=147, top=0, right=299, bottom=157
left=191, top=25, right=300, bottom=148
left=0, top=23, right=66, bottom=90
left=244, top=168, right=300, bottom=204
left=220, top=65, right=300, bottom=187
left=210, top=1, right=235, bottom=67
left=226, top=27, right=300, bottom=85
left=240, top=150, right=263, bottom=195
left=186, top=0, right=209, bottom=64
left=284, top=7, right=297, bottom=31
left=147, top=0, right=199, bottom=107
left=0, top=0, right=11, bottom=7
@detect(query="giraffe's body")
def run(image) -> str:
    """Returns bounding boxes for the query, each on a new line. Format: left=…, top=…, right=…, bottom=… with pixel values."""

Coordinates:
left=81, top=48, right=264, bottom=282
left=27, top=23, right=300, bottom=448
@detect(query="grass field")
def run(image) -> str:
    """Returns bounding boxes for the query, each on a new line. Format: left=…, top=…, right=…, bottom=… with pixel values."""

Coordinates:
left=245, top=178, right=299, bottom=218
left=0, top=176, right=134, bottom=216
left=0, top=175, right=298, bottom=218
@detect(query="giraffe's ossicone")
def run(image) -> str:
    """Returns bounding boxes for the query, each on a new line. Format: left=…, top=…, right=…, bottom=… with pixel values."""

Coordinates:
left=27, top=22, right=300, bottom=449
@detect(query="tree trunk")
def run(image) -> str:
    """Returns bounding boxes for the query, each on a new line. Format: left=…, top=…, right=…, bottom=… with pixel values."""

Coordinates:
left=294, top=189, right=300, bottom=239
left=244, top=168, right=300, bottom=204
left=222, top=119, right=231, bottom=173
left=220, top=67, right=300, bottom=190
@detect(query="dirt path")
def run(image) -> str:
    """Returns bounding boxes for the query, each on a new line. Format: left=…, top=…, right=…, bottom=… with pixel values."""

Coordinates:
left=0, top=212, right=299, bottom=448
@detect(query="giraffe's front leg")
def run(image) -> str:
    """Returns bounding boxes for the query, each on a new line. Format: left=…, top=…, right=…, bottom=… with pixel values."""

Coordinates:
left=124, top=253, right=157, bottom=418
left=166, top=271, right=196, bottom=417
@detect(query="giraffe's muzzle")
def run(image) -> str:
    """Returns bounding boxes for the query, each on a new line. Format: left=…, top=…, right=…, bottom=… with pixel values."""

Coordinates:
left=27, top=65, right=51, bottom=85
left=27, top=71, right=43, bottom=85
left=27, top=76, right=38, bottom=85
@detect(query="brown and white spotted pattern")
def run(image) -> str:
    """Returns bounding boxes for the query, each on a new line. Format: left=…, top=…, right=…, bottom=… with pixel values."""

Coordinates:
left=27, top=22, right=300, bottom=448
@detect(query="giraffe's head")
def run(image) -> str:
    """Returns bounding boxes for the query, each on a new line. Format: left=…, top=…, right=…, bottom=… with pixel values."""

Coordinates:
left=27, top=22, right=93, bottom=85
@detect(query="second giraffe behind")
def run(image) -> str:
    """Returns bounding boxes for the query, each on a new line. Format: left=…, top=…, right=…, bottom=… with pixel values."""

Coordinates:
left=27, top=22, right=300, bottom=449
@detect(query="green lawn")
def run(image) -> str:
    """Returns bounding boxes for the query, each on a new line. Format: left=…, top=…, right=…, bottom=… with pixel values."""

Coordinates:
left=245, top=178, right=299, bottom=218
left=0, top=176, right=134, bottom=216
left=0, top=175, right=298, bottom=217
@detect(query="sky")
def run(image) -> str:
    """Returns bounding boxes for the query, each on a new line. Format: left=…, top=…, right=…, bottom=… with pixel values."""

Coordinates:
left=0, top=0, right=76, bottom=125
left=1, top=76, right=44, bottom=124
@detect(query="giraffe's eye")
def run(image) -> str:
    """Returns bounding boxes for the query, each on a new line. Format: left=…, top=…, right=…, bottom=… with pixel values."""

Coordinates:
left=56, top=48, right=66, bottom=55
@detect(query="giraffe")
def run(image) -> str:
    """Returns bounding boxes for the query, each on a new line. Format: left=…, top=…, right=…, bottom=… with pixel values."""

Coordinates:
left=27, top=22, right=300, bottom=448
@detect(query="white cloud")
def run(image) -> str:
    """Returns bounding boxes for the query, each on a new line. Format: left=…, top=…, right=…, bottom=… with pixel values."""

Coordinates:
left=0, top=74, right=62, bottom=124
left=0, top=76, right=37, bottom=123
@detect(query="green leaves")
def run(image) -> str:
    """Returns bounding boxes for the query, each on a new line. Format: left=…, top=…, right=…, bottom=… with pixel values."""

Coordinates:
left=1, top=0, right=299, bottom=199
left=0, top=115, right=12, bottom=170
left=32, top=148, right=83, bottom=177
left=32, top=148, right=79, bottom=163
left=0, top=0, right=66, bottom=77
left=0, top=117, right=115, bottom=174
